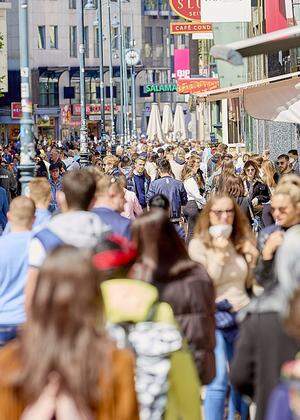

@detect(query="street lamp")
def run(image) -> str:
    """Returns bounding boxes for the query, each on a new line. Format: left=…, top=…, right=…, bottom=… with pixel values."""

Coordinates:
left=19, top=0, right=35, bottom=194
left=77, top=0, right=89, bottom=166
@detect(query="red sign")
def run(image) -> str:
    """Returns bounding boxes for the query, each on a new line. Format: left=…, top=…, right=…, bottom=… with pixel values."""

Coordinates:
left=11, top=102, right=23, bottom=119
left=174, top=49, right=190, bottom=79
left=177, top=78, right=219, bottom=94
left=72, top=103, right=115, bottom=116
left=170, top=21, right=212, bottom=34
left=169, top=0, right=201, bottom=21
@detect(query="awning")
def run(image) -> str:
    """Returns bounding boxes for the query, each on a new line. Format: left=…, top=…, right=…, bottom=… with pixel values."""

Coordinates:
left=195, top=71, right=300, bottom=124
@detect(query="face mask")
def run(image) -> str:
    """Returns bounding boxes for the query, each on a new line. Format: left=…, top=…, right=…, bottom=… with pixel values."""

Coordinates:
left=209, top=224, right=233, bottom=240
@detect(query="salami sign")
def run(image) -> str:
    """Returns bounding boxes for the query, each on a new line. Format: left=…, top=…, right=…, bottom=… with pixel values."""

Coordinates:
left=169, top=0, right=201, bottom=21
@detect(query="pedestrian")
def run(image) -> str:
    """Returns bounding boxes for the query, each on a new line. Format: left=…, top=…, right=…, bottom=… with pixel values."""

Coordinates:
left=26, top=169, right=108, bottom=309
left=93, top=234, right=202, bottom=420
left=92, top=174, right=131, bottom=239
left=181, top=162, right=206, bottom=242
left=170, top=147, right=186, bottom=180
left=0, top=197, right=35, bottom=346
left=48, top=163, right=63, bottom=213
left=103, top=155, right=122, bottom=177
left=231, top=226, right=300, bottom=420
left=242, top=160, right=270, bottom=228
left=118, top=175, right=143, bottom=221
left=0, top=157, right=17, bottom=202
left=260, top=160, right=279, bottom=227
left=0, top=185, right=8, bottom=235
left=126, top=156, right=150, bottom=210
left=255, top=175, right=300, bottom=290
left=277, top=154, right=294, bottom=178
left=131, top=209, right=216, bottom=385
left=189, top=193, right=258, bottom=420
left=145, top=152, right=158, bottom=181
left=0, top=245, right=139, bottom=420
left=147, top=158, right=187, bottom=231
left=288, top=149, right=299, bottom=173
left=217, top=174, right=250, bottom=219
left=49, top=146, right=67, bottom=174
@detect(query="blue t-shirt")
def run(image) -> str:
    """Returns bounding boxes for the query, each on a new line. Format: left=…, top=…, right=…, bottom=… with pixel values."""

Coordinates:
left=0, top=231, right=32, bottom=325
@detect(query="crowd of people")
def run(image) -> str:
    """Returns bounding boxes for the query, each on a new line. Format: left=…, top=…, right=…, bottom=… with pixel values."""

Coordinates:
left=0, top=136, right=299, bottom=420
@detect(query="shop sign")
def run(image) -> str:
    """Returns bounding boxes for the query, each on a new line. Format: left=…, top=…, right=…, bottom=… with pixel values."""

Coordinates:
left=170, top=0, right=201, bottom=20
left=72, top=103, right=115, bottom=116
left=174, top=49, right=190, bottom=79
left=145, top=84, right=177, bottom=93
left=201, top=0, right=251, bottom=22
left=170, top=21, right=212, bottom=34
left=11, top=102, right=23, bottom=119
left=177, top=78, right=219, bottom=94
left=37, top=117, right=55, bottom=127
left=61, top=104, right=72, bottom=125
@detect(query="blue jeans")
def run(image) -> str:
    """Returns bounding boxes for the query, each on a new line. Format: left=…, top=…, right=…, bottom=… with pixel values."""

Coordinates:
left=204, top=329, right=249, bottom=420
left=0, top=325, right=19, bottom=347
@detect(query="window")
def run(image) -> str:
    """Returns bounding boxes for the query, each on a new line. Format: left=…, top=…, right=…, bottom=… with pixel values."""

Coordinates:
left=156, top=27, right=163, bottom=44
left=124, top=26, right=131, bottom=49
left=144, top=27, right=152, bottom=58
left=112, top=27, right=119, bottom=50
left=94, top=26, right=99, bottom=58
left=39, top=78, right=59, bottom=106
left=84, top=26, right=89, bottom=58
left=69, top=26, right=77, bottom=57
left=49, top=25, right=58, bottom=49
left=69, top=0, right=76, bottom=8
left=38, top=26, right=46, bottom=49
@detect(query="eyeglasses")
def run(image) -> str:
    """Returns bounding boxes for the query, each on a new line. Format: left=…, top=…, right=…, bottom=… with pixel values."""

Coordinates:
left=210, top=209, right=234, bottom=217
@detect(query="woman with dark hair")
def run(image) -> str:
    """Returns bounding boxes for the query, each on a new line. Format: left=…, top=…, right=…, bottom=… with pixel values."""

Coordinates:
left=242, top=160, right=270, bottom=227
left=131, top=209, right=216, bottom=385
left=217, top=174, right=251, bottom=219
left=0, top=246, right=139, bottom=420
left=189, top=194, right=258, bottom=420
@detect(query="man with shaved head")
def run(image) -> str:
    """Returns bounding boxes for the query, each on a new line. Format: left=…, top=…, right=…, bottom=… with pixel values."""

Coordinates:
left=0, top=196, right=35, bottom=346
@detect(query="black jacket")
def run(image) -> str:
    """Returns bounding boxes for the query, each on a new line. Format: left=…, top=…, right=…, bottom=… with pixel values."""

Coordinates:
left=0, top=167, right=17, bottom=202
left=244, top=179, right=270, bottom=204
left=230, top=312, right=300, bottom=420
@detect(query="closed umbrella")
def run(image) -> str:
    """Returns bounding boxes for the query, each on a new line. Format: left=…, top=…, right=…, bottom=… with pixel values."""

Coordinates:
left=173, top=104, right=187, bottom=142
left=146, top=103, right=164, bottom=143
left=162, top=104, right=173, bottom=137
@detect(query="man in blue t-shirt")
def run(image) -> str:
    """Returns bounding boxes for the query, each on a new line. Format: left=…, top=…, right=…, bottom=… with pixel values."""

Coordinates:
left=0, top=196, right=35, bottom=346
left=126, top=157, right=150, bottom=210
left=93, top=174, right=131, bottom=240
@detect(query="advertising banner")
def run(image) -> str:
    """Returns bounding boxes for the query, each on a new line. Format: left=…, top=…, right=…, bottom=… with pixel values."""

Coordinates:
left=72, top=104, right=115, bottom=116
left=174, top=48, right=190, bottom=79
left=265, top=0, right=293, bottom=32
left=11, top=103, right=23, bottom=119
left=177, top=78, right=219, bottom=94
left=169, top=0, right=201, bottom=21
left=201, top=0, right=251, bottom=22
left=170, top=21, right=212, bottom=34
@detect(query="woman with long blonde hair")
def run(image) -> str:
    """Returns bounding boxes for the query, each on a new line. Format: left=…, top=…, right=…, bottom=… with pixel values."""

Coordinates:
left=189, top=193, right=258, bottom=420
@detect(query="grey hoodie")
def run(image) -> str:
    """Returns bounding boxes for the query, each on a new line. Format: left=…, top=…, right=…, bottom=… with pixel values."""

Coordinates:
left=46, top=211, right=110, bottom=248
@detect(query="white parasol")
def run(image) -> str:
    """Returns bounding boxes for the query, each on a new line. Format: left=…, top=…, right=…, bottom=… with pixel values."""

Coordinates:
left=146, top=102, right=164, bottom=143
left=173, top=103, right=187, bottom=142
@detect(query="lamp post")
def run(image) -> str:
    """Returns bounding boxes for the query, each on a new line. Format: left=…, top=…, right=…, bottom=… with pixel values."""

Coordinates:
left=118, top=0, right=125, bottom=145
left=77, top=0, right=89, bottom=166
left=96, top=0, right=106, bottom=146
left=19, top=0, right=35, bottom=195
left=107, top=0, right=116, bottom=142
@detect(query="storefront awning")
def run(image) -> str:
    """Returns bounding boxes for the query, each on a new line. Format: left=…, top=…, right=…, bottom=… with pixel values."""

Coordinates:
left=195, top=71, right=300, bottom=123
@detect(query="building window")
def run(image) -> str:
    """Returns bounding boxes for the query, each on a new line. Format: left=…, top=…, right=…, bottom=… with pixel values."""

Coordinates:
left=84, top=26, right=89, bottom=58
left=39, top=78, right=59, bottom=107
left=94, top=26, right=99, bottom=58
left=144, top=26, right=152, bottom=58
left=112, top=27, right=119, bottom=50
left=69, top=0, right=76, bottom=8
left=38, top=26, right=46, bottom=49
left=49, top=25, right=58, bottom=49
left=124, top=26, right=131, bottom=48
left=69, top=26, right=77, bottom=57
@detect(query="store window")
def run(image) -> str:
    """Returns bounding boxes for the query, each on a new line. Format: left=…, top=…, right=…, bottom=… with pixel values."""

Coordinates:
left=38, top=26, right=46, bottom=49
left=112, top=27, right=119, bottom=50
left=49, top=25, right=58, bottom=49
left=69, top=0, right=76, bottom=8
left=39, top=77, right=59, bottom=107
left=69, top=26, right=77, bottom=57
left=124, top=26, right=131, bottom=48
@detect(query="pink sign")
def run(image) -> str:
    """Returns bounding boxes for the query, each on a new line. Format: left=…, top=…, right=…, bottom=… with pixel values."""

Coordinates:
left=174, top=49, right=190, bottom=80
